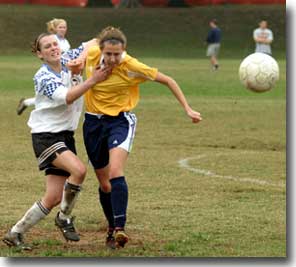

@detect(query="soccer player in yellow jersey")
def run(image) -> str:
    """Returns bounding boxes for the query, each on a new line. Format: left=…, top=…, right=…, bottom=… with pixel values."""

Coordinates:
left=83, top=26, right=202, bottom=249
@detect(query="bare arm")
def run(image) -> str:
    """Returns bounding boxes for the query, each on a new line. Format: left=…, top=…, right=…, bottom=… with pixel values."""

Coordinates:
left=154, top=72, right=202, bottom=123
left=66, top=38, right=98, bottom=74
left=66, top=66, right=111, bottom=104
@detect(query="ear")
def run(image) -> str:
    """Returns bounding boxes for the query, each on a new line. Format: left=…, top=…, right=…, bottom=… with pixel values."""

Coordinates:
left=36, top=50, right=43, bottom=60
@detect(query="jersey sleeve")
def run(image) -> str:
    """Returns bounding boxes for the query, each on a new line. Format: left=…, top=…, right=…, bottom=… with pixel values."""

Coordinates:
left=253, top=29, right=259, bottom=39
left=34, top=72, right=67, bottom=105
left=61, top=44, right=84, bottom=66
left=126, top=57, right=158, bottom=83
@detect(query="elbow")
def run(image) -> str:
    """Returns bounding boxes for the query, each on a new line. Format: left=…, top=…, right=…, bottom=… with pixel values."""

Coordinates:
left=167, top=76, right=176, bottom=86
left=65, top=95, right=74, bottom=105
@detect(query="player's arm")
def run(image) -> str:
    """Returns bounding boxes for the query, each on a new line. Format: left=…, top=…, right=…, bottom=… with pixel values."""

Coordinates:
left=66, top=66, right=111, bottom=104
left=65, top=38, right=99, bottom=74
left=154, top=72, right=202, bottom=123
left=264, top=31, right=273, bottom=44
left=253, top=30, right=264, bottom=43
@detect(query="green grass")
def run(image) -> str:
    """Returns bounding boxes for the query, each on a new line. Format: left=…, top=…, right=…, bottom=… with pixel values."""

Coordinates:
left=0, top=5, right=285, bottom=58
left=0, top=54, right=286, bottom=257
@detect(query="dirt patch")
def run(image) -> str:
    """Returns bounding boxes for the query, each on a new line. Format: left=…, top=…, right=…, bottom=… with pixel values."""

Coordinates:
left=0, top=227, right=147, bottom=257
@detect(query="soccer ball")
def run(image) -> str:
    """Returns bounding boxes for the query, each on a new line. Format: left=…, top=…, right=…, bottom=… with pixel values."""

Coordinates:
left=238, top=53, right=279, bottom=93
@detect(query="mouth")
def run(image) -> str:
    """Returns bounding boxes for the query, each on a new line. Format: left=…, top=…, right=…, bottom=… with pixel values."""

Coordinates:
left=51, top=51, right=60, bottom=57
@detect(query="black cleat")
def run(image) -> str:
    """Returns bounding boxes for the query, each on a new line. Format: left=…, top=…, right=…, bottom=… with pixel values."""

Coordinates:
left=16, top=98, right=27, bottom=115
left=105, top=230, right=116, bottom=249
left=2, top=231, right=32, bottom=250
left=55, top=212, right=80, bottom=242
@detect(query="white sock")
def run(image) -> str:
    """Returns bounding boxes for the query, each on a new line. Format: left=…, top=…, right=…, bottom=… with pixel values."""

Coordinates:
left=59, top=182, right=81, bottom=220
left=24, top=97, right=35, bottom=107
left=11, top=201, right=50, bottom=234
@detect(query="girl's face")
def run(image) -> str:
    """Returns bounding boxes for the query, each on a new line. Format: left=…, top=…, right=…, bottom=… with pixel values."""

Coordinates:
left=101, top=42, right=124, bottom=68
left=37, top=35, right=61, bottom=65
left=56, top=22, right=67, bottom=38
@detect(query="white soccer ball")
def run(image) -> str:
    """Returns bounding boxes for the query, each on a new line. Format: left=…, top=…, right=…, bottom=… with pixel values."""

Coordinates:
left=239, top=52, right=279, bottom=93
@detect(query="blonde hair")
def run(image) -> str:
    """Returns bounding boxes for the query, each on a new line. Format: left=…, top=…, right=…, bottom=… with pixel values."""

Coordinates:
left=46, top=18, right=67, bottom=34
left=97, top=26, right=127, bottom=49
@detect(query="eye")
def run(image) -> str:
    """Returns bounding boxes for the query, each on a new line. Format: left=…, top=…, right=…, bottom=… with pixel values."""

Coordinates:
left=44, top=44, right=51, bottom=49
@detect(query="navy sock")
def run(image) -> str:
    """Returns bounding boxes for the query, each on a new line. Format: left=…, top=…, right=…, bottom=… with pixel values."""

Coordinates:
left=110, top=176, right=128, bottom=229
left=98, top=187, right=114, bottom=229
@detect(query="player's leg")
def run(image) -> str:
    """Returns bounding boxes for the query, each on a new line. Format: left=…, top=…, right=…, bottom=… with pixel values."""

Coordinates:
left=2, top=175, right=65, bottom=250
left=51, top=150, right=86, bottom=241
left=3, top=197, right=51, bottom=250
left=82, top=113, right=116, bottom=247
left=107, top=112, right=137, bottom=248
left=212, top=44, right=220, bottom=70
left=17, top=97, right=36, bottom=115
left=211, top=55, right=219, bottom=70
left=109, top=147, right=130, bottom=248
left=95, top=165, right=116, bottom=249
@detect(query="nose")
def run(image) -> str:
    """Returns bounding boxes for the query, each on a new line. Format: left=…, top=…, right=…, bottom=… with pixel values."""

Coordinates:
left=110, top=55, right=116, bottom=63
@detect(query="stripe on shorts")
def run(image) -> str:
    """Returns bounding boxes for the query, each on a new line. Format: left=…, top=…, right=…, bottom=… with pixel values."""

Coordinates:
left=118, top=112, right=137, bottom=152
left=38, top=142, right=67, bottom=165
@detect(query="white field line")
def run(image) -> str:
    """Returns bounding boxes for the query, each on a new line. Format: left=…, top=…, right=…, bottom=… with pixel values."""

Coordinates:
left=178, top=155, right=285, bottom=188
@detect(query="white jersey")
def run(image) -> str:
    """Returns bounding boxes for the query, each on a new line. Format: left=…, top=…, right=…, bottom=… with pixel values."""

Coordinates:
left=28, top=46, right=84, bottom=133
left=253, top=28, right=273, bottom=54
left=55, top=34, right=71, bottom=53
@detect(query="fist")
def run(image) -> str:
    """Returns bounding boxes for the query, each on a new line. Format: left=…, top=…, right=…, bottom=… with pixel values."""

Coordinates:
left=66, top=59, right=84, bottom=75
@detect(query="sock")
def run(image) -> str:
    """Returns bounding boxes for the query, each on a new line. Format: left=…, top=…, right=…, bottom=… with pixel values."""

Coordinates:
left=23, top=97, right=35, bottom=107
left=11, top=200, right=50, bottom=234
left=110, top=176, right=128, bottom=229
left=99, top=187, right=114, bottom=229
left=59, top=181, right=81, bottom=220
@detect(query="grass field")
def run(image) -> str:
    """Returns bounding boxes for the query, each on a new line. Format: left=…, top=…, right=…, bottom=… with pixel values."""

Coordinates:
left=0, top=54, right=286, bottom=257
left=0, top=5, right=285, bottom=58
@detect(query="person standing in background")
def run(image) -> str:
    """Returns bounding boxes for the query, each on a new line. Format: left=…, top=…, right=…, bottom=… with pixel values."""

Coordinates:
left=253, top=20, right=273, bottom=55
left=205, top=19, right=221, bottom=71
left=47, top=18, right=71, bottom=54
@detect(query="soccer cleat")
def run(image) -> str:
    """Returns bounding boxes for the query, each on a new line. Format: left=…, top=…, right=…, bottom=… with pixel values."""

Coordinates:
left=105, top=232, right=116, bottom=249
left=55, top=212, right=80, bottom=242
left=2, top=231, right=32, bottom=250
left=16, top=98, right=27, bottom=115
left=115, top=230, right=129, bottom=248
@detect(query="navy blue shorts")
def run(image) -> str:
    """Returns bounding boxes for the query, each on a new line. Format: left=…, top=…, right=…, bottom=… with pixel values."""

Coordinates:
left=83, top=112, right=137, bottom=169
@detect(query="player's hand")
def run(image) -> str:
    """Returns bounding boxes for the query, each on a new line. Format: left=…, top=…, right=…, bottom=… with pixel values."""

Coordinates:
left=66, top=59, right=84, bottom=75
left=92, top=66, right=112, bottom=83
left=186, top=108, right=202, bottom=123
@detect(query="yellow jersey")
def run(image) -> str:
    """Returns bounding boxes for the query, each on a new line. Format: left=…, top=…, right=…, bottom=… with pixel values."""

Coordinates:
left=84, top=45, right=158, bottom=116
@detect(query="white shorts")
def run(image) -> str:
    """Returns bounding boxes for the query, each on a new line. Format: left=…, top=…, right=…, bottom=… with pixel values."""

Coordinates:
left=207, top=43, right=220, bottom=57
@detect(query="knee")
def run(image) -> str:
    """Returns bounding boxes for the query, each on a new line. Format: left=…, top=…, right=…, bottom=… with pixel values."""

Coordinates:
left=109, top=166, right=123, bottom=180
left=96, top=174, right=111, bottom=192
left=100, top=182, right=111, bottom=193
left=72, top=163, right=87, bottom=183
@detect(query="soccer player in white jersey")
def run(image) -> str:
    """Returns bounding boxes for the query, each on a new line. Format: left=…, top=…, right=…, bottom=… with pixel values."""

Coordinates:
left=17, top=18, right=72, bottom=115
left=253, top=20, right=273, bottom=55
left=3, top=33, right=111, bottom=250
